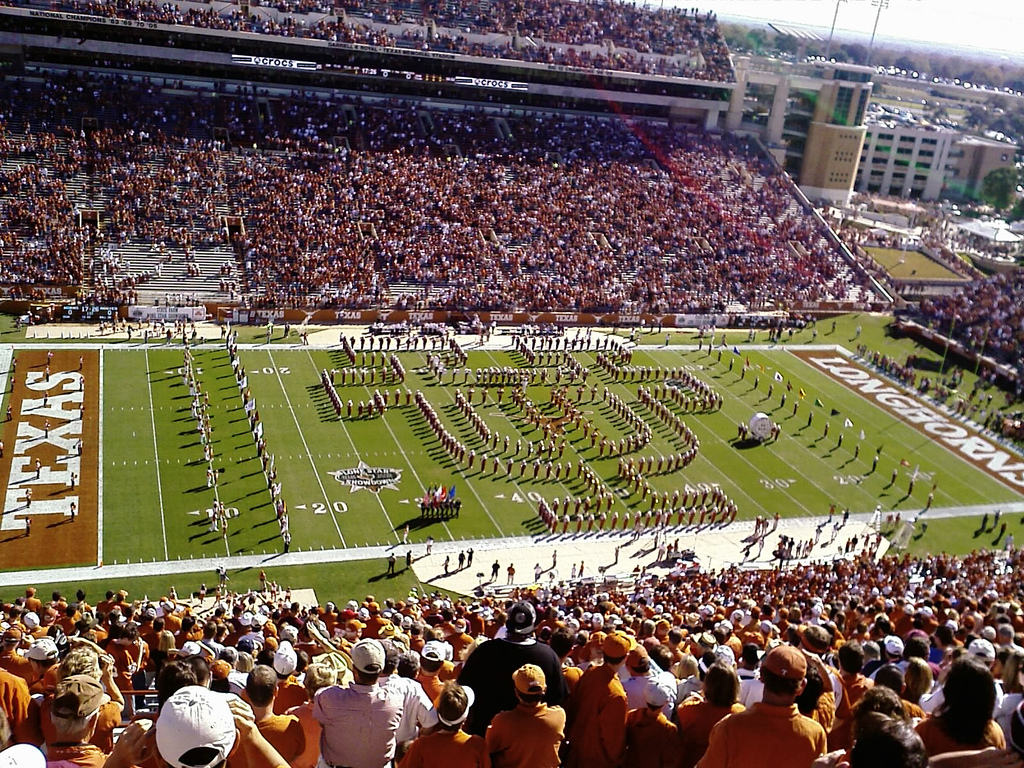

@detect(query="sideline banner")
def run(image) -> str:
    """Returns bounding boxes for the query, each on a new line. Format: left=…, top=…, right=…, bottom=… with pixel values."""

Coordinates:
left=128, top=306, right=207, bottom=322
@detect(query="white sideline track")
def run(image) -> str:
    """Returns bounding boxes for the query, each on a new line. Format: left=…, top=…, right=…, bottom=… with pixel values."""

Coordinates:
left=2, top=502, right=1023, bottom=592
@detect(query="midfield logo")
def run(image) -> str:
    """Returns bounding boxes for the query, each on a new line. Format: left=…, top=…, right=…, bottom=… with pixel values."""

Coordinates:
left=329, top=461, right=402, bottom=493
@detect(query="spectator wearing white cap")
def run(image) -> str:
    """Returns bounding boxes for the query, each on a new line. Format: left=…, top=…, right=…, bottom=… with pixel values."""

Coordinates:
left=104, top=684, right=289, bottom=768
left=377, top=639, right=438, bottom=762
left=25, top=638, right=60, bottom=696
left=624, top=677, right=679, bottom=767
left=397, top=682, right=486, bottom=768
left=312, top=638, right=403, bottom=768
left=271, top=641, right=308, bottom=714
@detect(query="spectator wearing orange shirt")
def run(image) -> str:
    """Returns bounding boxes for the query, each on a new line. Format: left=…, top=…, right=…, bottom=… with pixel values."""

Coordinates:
left=915, top=656, right=1006, bottom=757
left=677, top=663, right=745, bottom=768
left=829, top=641, right=874, bottom=751
left=270, top=641, right=308, bottom=714
left=696, top=645, right=827, bottom=768
left=238, top=664, right=305, bottom=767
left=0, top=628, right=33, bottom=684
left=399, top=681, right=488, bottom=768
left=486, top=664, right=565, bottom=768
left=564, top=632, right=630, bottom=768
left=44, top=675, right=108, bottom=768
left=624, top=678, right=680, bottom=768
left=417, top=640, right=451, bottom=705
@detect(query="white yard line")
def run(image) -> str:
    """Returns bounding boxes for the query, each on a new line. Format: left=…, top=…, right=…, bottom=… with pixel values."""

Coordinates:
left=302, top=351, right=404, bottom=543
left=323, top=352, right=444, bottom=542
left=144, top=349, right=170, bottom=560
left=410, top=353, right=506, bottom=537
left=96, top=349, right=105, bottom=566
left=268, top=351, right=346, bottom=547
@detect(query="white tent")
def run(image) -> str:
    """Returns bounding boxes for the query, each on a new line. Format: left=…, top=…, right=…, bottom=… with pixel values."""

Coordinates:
left=957, top=219, right=1021, bottom=244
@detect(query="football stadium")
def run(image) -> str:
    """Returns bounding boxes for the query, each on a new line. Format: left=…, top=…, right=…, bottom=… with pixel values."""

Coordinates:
left=0, top=0, right=1022, bottom=764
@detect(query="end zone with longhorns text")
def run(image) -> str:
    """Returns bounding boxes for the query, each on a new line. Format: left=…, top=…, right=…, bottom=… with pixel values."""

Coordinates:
left=0, top=350, right=100, bottom=568
left=794, top=351, right=1024, bottom=493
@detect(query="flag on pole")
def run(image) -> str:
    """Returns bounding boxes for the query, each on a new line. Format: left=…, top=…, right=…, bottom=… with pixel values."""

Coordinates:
left=732, top=346, right=741, bottom=356
left=774, top=371, right=784, bottom=382
left=814, top=398, right=823, bottom=408
left=830, top=408, right=840, bottom=416
left=911, top=465, right=920, bottom=481
left=799, top=388, right=806, bottom=399
left=844, top=418, right=854, bottom=428
left=900, top=458, right=911, bottom=467
left=859, top=429, right=866, bottom=441
left=447, top=485, right=457, bottom=500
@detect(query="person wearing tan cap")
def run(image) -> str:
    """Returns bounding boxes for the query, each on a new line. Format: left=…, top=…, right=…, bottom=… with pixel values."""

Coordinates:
left=0, top=628, right=32, bottom=684
left=485, top=664, right=565, bottom=768
left=564, top=632, right=630, bottom=768
left=44, top=674, right=108, bottom=767
left=696, top=645, right=827, bottom=768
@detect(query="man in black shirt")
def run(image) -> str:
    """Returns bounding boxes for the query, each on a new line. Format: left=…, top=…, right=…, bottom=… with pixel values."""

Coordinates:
left=458, top=600, right=568, bottom=736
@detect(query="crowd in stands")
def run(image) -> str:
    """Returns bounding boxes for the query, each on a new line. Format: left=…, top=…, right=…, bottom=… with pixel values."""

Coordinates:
left=3, top=0, right=733, bottom=80
left=2, top=544, right=1024, bottom=766
left=1, top=70, right=873, bottom=312
left=918, top=272, right=1024, bottom=390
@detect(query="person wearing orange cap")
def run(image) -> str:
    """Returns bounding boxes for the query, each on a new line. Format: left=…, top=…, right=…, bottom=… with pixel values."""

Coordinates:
left=486, top=664, right=565, bottom=768
left=563, top=632, right=630, bottom=768
left=697, top=645, right=827, bottom=767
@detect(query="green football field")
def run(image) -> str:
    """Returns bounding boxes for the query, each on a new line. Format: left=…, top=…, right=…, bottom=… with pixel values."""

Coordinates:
left=2, top=312, right=1022, bottom=603
left=99, top=338, right=1017, bottom=560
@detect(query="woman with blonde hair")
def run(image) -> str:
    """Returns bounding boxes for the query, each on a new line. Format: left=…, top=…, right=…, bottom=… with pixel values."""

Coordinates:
left=904, top=658, right=934, bottom=713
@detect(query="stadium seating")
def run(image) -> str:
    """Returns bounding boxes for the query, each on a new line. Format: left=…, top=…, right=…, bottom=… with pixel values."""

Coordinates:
left=3, top=0, right=734, bottom=80
left=918, top=272, right=1024, bottom=385
left=0, top=71, right=875, bottom=312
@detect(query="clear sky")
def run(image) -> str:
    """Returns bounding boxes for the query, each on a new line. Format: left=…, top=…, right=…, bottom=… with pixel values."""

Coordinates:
left=691, top=0, right=1024, bottom=57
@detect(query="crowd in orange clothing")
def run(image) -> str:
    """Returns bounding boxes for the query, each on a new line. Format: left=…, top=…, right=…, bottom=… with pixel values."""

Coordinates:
left=1, top=542, right=1024, bottom=766
left=1, top=71, right=872, bottom=315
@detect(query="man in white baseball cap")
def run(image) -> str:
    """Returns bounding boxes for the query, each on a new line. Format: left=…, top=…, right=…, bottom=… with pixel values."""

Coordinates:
left=102, top=684, right=290, bottom=768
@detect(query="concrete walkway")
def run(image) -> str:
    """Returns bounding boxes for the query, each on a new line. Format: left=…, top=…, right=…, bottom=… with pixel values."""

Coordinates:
left=3, top=501, right=1021, bottom=591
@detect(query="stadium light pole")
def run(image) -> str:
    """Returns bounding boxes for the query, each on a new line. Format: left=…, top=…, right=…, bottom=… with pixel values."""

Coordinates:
left=974, top=325, right=989, bottom=376
left=824, top=0, right=846, bottom=61
left=867, top=0, right=889, bottom=67
left=939, top=313, right=958, bottom=374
